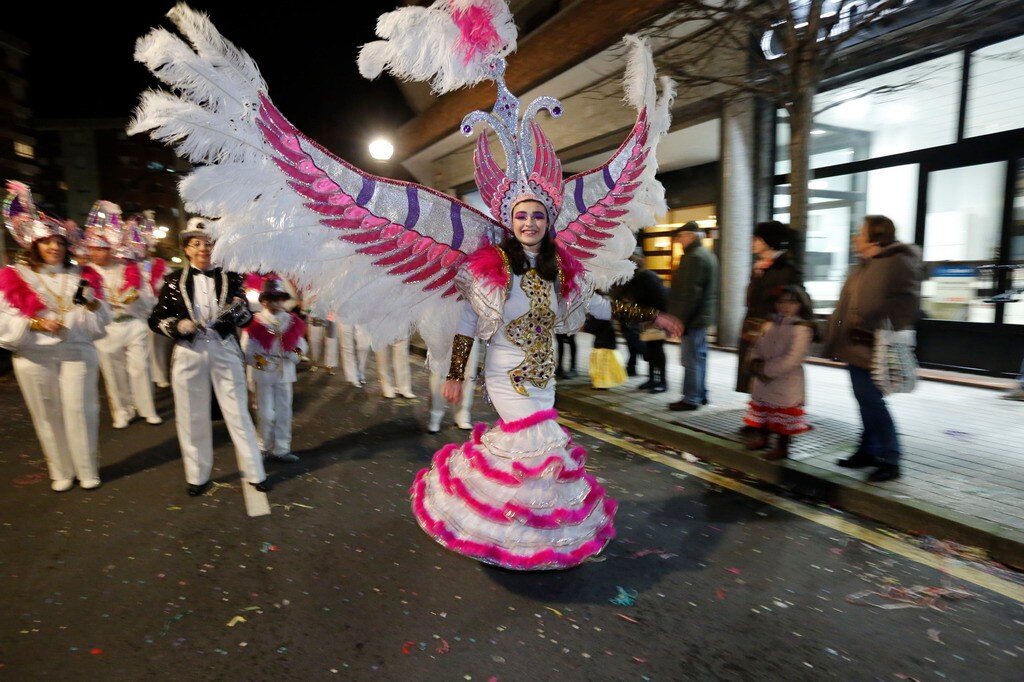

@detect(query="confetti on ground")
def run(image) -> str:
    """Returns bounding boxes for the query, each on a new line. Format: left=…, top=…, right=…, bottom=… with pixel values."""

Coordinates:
left=436, top=639, right=450, bottom=654
left=609, top=587, right=638, bottom=607
left=226, top=616, right=247, bottom=627
left=260, top=542, right=280, bottom=553
left=615, top=613, right=640, bottom=624
left=682, top=453, right=700, bottom=463
left=90, top=648, right=102, bottom=656
left=715, top=588, right=727, bottom=600
left=847, top=586, right=974, bottom=611
left=545, top=607, right=563, bottom=617
left=401, top=641, right=416, bottom=655
left=726, top=567, right=741, bottom=574
left=928, top=629, right=944, bottom=644
left=627, top=548, right=678, bottom=560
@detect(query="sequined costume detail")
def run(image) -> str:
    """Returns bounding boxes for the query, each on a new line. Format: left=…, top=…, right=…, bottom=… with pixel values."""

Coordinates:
left=447, top=334, right=476, bottom=382
left=611, top=299, right=659, bottom=324
left=505, top=269, right=556, bottom=396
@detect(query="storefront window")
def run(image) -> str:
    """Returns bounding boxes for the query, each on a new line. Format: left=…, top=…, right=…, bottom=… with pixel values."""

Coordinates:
left=920, top=162, right=1007, bottom=323
left=776, top=53, right=961, bottom=175
left=1003, top=160, right=1024, bottom=325
left=965, top=36, right=1024, bottom=139
left=773, top=165, right=917, bottom=314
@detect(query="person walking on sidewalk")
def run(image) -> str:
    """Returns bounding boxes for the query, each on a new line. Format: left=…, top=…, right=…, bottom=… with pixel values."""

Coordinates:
left=667, top=222, right=718, bottom=412
left=744, top=285, right=815, bottom=460
left=825, top=215, right=923, bottom=483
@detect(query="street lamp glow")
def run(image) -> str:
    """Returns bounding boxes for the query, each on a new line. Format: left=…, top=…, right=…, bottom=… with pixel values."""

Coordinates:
left=368, top=138, right=394, bottom=161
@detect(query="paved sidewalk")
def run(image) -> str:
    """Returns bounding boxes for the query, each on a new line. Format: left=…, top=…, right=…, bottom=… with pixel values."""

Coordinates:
left=554, top=336, right=1024, bottom=569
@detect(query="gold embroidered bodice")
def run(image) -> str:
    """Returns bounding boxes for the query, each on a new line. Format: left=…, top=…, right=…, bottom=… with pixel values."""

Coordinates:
left=505, top=269, right=557, bottom=396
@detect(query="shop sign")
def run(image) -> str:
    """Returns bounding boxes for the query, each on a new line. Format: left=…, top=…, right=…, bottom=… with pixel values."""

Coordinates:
left=760, top=0, right=917, bottom=60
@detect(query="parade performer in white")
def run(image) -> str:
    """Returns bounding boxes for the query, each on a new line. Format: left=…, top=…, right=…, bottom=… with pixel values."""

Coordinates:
left=131, top=1, right=677, bottom=566
left=84, top=201, right=163, bottom=428
left=0, top=181, right=110, bottom=491
left=244, top=278, right=306, bottom=463
left=148, top=219, right=269, bottom=497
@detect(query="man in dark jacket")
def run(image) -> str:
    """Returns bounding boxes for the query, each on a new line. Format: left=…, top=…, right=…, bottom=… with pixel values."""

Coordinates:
left=824, top=215, right=923, bottom=482
left=667, top=222, right=719, bottom=411
left=150, top=220, right=270, bottom=497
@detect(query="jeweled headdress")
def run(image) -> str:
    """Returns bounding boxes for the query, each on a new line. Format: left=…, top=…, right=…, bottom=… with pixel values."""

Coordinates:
left=3, top=180, right=71, bottom=249
left=83, top=200, right=124, bottom=249
left=121, top=211, right=157, bottom=261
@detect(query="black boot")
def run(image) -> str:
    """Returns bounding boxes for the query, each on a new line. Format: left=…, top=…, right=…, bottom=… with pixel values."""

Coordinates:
left=649, top=366, right=667, bottom=393
left=837, top=451, right=878, bottom=468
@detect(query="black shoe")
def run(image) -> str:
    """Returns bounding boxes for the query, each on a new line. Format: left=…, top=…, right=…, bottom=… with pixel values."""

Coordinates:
left=836, top=451, right=878, bottom=469
left=187, top=481, right=212, bottom=497
left=867, top=463, right=901, bottom=482
left=637, top=378, right=656, bottom=390
left=669, top=400, right=699, bottom=412
left=626, top=365, right=638, bottom=377
left=649, top=383, right=667, bottom=394
left=250, top=480, right=272, bottom=493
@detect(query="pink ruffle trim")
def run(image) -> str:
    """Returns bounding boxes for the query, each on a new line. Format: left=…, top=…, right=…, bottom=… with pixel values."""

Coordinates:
left=463, top=443, right=586, bottom=485
left=464, top=245, right=509, bottom=294
left=121, top=261, right=142, bottom=292
left=430, top=445, right=603, bottom=529
left=0, top=266, right=45, bottom=318
left=247, top=313, right=306, bottom=353
left=149, top=258, right=167, bottom=295
left=80, top=266, right=105, bottom=301
left=497, top=408, right=559, bottom=433
left=411, top=471, right=617, bottom=570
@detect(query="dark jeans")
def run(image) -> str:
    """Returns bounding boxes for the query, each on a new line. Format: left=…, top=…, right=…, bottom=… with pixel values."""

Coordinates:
left=680, top=327, right=708, bottom=405
left=849, top=365, right=901, bottom=464
left=556, top=334, right=577, bottom=372
left=646, top=339, right=665, bottom=379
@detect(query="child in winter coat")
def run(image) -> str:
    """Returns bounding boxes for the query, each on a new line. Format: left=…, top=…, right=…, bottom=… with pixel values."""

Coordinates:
left=744, top=285, right=815, bottom=460
left=244, top=278, right=307, bottom=462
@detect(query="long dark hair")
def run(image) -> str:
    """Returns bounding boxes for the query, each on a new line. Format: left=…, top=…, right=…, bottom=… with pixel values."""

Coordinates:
left=26, top=237, right=73, bottom=271
left=502, top=231, right=559, bottom=282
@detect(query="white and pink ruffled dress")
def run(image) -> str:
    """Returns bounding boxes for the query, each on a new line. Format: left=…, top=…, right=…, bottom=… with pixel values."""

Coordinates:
left=411, top=245, right=617, bottom=570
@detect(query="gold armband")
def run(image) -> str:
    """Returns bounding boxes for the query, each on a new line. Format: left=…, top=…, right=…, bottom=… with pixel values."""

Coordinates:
left=30, top=317, right=46, bottom=331
left=122, top=288, right=140, bottom=305
left=611, top=299, right=659, bottom=324
left=446, top=334, right=475, bottom=382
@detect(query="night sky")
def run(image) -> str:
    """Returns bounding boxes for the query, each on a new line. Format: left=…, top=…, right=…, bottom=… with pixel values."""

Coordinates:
left=11, top=2, right=416, bottom=169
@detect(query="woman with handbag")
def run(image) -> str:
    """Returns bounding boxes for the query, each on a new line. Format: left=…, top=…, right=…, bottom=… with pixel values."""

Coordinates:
left=824, top=215, right=924, bottom=482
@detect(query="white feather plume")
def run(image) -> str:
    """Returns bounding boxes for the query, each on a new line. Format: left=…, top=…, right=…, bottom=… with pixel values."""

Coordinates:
left=358, top=0, right=517, bottom=94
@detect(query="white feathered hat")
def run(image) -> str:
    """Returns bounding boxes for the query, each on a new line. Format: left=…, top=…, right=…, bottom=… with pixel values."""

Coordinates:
left=179, top=216, right=212, bottom=245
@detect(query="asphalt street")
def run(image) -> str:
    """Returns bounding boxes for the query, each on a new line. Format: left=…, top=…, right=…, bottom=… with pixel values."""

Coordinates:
left=1, top=365, right=1022, bottom=681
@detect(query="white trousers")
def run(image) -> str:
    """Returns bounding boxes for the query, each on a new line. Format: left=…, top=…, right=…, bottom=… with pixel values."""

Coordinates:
left=375, top=338, right=413, bottom=396
left=256, top=380, right=294, bottom=455
left=339, top=323, right=369, bottom=385
left=171, top=334, right=266, bottom=485
left=150, top=331, right=174, bottom=386
left=429, top=340, right=479, bottom=426
left=96, top=318, right=158, bottom=422
left=307, top=320, right=336, bottom=368
left=13, top=344, right=100, bottom=483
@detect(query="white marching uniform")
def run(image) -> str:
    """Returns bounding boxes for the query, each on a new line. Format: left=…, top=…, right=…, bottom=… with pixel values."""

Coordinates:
left=375, top=336, right=415, bottom=398
left=428, top=339, right=478, bottom=430
left=92, top=262, right=160, bottom=425
left=148, top=260, right=173, bottom=388
left=243, top=310, right=307, bottom=456
left=0, top=264, right=110, bottom=486
left=338, top=322, right=369, bottom=386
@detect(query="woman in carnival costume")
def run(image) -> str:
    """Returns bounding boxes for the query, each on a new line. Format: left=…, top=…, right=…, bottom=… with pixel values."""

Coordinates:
left=0, top=182, right=110, bottom=491
left=129, top=1, right=676, bottom=561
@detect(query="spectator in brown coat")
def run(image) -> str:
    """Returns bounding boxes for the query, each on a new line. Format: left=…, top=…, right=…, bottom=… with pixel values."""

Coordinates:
left=824, top=215, right=924, bottom=483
